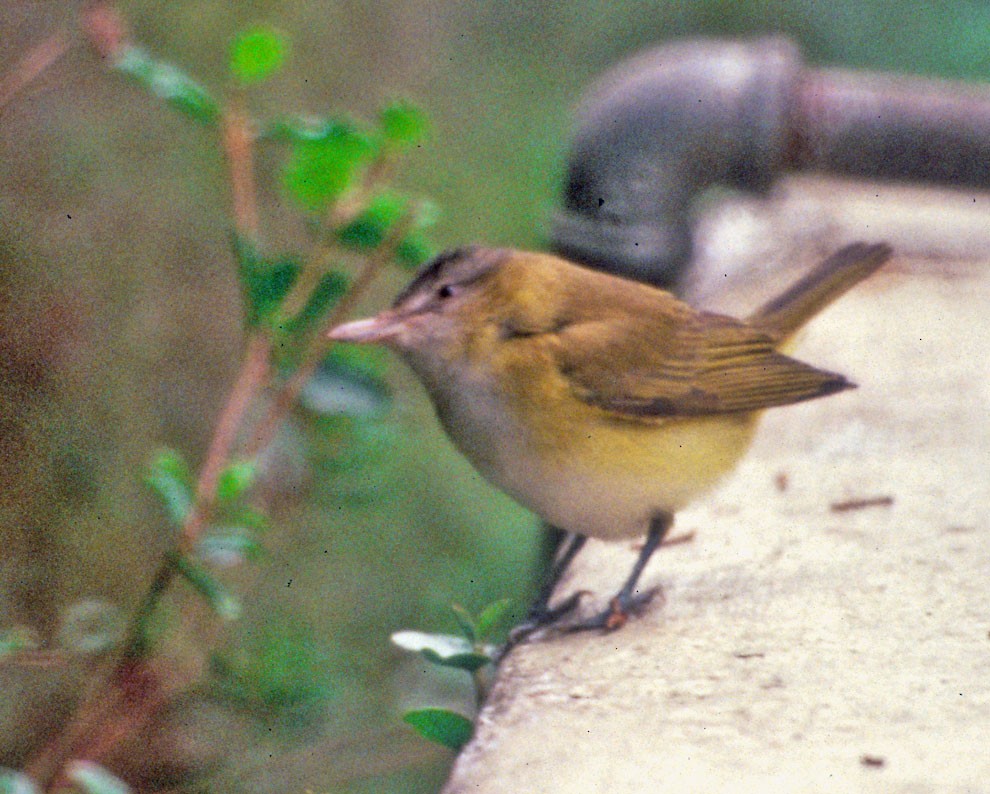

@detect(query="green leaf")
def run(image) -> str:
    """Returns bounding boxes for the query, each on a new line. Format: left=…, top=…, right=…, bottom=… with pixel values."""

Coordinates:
left=395, top=232, right=435, bottom=269
left=65, top=761, right=131, bottom=794
left=336, top=192, right=408, bottom=250
left=403, top=708, right=473, bottom=750
left=258, top=116, right=340, bottom=143
left=450, top=604, right=477, bottom=643
left=300, top=352, right=390, bottom=418
left=422, top=648, right=492, bottom=673
left=226, top=503, right=271, bottom=533
left=172, top=553, right=241, bottom=620
left=115, top=46, right=218, bottom=124
left=379, top=100, right=429, bottom=148
left=0, top=769, right=39, bottom=794
left=230, top=26, right=287, bottom=85
left=144, top=448, right=193, bottom=526
left=113, top=45, right=154, bottom=80
left=391, top=630, right=492, bottom=672
left=284, top=271, right=350, bottom=338
left=475, top=598, right=513, bottom=641
left=392, top=630, right=471, bottom=656
left=216, top=460, right=256, bottom=504
left=282, top=122, right=376, bottom=212
left=231, top=234, right=301, bottom=328
left=323, top=343, right=388, bottom=381
left=196, top=530, right=264, bottom=567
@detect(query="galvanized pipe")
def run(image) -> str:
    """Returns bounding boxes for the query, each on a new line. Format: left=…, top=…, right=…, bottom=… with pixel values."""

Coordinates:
left=552, top=37, right=990, bottom=286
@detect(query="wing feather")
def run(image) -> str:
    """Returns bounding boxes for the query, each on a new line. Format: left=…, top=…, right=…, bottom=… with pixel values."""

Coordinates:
left=555, top=310, right=852, bottom=418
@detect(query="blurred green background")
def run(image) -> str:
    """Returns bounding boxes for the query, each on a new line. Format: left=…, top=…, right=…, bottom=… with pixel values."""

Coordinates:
left=2, top=1, right=988, bottom=791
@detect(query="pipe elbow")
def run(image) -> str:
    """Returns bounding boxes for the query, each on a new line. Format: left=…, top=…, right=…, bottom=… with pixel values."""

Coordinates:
left=552, top=37, right=802, bottom=286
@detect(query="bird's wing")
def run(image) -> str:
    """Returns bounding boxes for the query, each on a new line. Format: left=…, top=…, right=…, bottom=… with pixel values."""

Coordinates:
left=555, top=311, right=853, bottom=417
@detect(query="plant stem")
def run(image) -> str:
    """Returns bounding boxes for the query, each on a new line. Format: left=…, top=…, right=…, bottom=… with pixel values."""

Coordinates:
left=179, top=332, right=270, bottom=553
left=24, top=328, right=272, bottom=790
left=242, top=210, right=414, bottom=458
left=222, top=96, right=260, bottom=240
left=22, top=652, right=122, bottom=788
left=0, top=30, right=71, bottom=111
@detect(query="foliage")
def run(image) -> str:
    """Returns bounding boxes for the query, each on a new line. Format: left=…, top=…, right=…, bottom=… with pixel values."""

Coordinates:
left=392, top=599, right=513, bottom=750
left=229, top=25, right=287, bottom=85
left=0, top=16, right=438, bottom=794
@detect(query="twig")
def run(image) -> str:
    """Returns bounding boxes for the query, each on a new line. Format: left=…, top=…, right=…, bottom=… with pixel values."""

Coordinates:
left=280, top=147, right=398, bottom=320
left=179, top=333, right=270, bottom=552
left=25, top=331, right=271, bottom=790
left=660, top=530, right=696, bottom=548
left=26, top=45, right=275, bottom=787
left=242, top=211, right=415, bottom=458
left=0, top=30, right=72, bottom=111
left=830, top=495, right=894, bottom=513
left=80, top=3, right=129, bottom=61
left=23, top=653, right=122, bottom=787
left=222, top=97, right=260, bottom=240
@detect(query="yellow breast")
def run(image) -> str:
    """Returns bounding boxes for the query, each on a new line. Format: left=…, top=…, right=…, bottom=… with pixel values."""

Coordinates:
left=429, top=342, right=760, bottom=540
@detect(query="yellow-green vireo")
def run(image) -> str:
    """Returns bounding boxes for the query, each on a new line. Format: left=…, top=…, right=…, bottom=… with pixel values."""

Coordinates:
left=328, top=242, right=891, bottom=634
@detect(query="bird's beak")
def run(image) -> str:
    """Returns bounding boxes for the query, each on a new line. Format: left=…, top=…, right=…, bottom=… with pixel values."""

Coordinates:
left=326, top=311, right=404, bottom=345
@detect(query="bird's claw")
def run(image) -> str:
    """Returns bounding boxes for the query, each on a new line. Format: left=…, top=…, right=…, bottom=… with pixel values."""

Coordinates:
left=565, top=585, right=663, bottom=633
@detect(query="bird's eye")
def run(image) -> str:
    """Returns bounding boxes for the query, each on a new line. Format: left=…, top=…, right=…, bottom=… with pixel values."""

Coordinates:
left=437, top=284, right=456, bottom=299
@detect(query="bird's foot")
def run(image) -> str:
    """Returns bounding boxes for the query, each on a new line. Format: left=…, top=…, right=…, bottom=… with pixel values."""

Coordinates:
left=565, top=585, right=664, bottom=632
left=495, top=590, right=586, bottom=663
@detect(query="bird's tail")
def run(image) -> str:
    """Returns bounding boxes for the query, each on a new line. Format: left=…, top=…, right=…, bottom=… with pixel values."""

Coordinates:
left=751, top=242, right=893, bottom=341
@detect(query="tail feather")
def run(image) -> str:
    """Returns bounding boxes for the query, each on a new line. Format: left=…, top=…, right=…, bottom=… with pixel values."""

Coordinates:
left=752, top=242, right=893, bottom=341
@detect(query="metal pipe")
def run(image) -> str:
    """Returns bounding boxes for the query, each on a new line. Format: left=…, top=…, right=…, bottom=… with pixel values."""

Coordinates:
left=552, top=37, right=990, bottom=286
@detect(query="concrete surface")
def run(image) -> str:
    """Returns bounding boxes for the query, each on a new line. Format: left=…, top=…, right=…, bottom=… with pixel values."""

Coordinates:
left=442, top=183, right=990, bottom=793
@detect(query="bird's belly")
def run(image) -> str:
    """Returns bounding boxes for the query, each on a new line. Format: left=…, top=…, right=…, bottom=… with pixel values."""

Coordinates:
left=440, top=389, right=759, bottom=540
left=507, top=417, right=757, bottom=540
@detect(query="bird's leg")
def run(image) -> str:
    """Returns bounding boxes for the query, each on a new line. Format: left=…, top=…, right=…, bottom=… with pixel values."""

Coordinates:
left=499, top=529, right=588, bottom=659
left=529, top=529, right=588, bottom=622
left=567, top=512, right=672, bottom=632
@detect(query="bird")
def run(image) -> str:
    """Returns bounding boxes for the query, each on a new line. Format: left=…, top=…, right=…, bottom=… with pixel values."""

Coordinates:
left=327, top=242, right=892, bottom=634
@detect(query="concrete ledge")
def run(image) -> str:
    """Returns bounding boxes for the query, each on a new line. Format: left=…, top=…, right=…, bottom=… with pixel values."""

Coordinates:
left=443, top=188, right=990, bottom=793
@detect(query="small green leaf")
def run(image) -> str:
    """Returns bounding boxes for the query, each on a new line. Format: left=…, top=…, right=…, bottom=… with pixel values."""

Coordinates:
left=282, top=122, right=376, bottom=212
left=230, top=26, right=287, bottom=85
left=450, top=604, right=477, bottom=643
left=392, top=630, right=471, bottom=656
left=113, top=45, right=154, bottom=80
left=421, top=648, right=492, bottom=673
left=258, top=116, right=338, bottom=143
left=284, top=271, right=350, bottom=338
left=145, top=448, right=193, bottom=526
left=172, top=553, right=241, bottom=620
left=115, top=46, right=219, bottom=123
left=66, top=761, right=131, bottom=794
left=216, top=460, right=256, bottom=504
left=196, top=530, right=264, bottom=567
left=300, top=353, right=390, bottom=418
left=475, top=598, right=513, bottom=641
left=336, top=192, right=408, bottom=250
left=227, top=504, right=271, bottom=533
left=403, top=708, right=473, bottom=750
left=0, top=769, right=39, bottom=794
left=231, top=234, right=302, bottom=328
left=391, top=630, right=492, bottom=672
left=395, top=232, right=435, bottom=269
left=380, top=100, right=429, bottom=148
left=323, top=343, right=388, bottom=381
